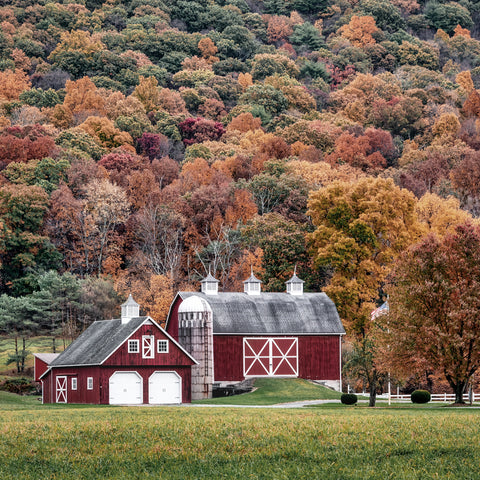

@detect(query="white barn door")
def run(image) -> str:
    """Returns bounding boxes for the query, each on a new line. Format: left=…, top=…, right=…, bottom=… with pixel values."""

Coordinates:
left=243, top=338, right=298, bottom=377
left=109, top=371, right=143, bottom=405
left=56, top=376, right=67, bottom=403
left=149, top=371, right=182, bottom=404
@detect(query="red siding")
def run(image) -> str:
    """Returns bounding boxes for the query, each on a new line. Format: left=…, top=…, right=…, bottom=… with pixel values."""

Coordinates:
left=166, top=297, right=181, bottom=340
left=298, top=336, right=341, bottom=380
left=213, top=336, right=244, bottom=381
left=104, top=324, right=195, bottom=367
left=34, top=357, right=49, bottom=382
left=213, top=335, right=341, bottom=383
left=42, top=365, right=192, bottom=404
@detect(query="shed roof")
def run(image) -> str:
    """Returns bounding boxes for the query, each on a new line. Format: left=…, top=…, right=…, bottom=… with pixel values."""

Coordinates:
left=177, top=292, right=345, bottom=335
left=34, top=353, right=60, bottom=364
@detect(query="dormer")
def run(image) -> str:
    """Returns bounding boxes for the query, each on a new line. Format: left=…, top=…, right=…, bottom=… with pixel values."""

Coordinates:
left=201, top=272, right=219, bottom=295
left=286, top=269, right=304, bottom=296
left=121, top=294, right=140, bottom=324
left=243, top=269, right=262, bottom=296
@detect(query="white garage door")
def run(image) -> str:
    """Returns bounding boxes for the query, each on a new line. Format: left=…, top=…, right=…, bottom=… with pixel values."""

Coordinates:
left=149, top=371, right=181, bottom=404
left=109, top=372, right=143, bottom=405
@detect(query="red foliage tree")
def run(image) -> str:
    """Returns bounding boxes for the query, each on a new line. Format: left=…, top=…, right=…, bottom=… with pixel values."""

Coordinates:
left=178, top=117, right=225, bottom=145
left=0, top=125, right=56, bottom=167
left=137, top=132, right=170, bottom=161
left=385, top=223, right=480, bottom=404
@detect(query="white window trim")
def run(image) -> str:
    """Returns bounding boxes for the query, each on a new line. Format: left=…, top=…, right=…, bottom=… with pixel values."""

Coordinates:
left=71, top=377, right=77, bottom=390
left=87, top=377, right=93, bottom=390
left=128, top=339, right=139, bottom=353
left=157, top=339, right=169, bottom=354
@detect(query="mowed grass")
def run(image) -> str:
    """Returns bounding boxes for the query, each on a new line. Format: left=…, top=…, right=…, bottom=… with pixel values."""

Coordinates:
left=1, top=398, right=479, bottom=479
left=194, top=378, right=342, bottom=405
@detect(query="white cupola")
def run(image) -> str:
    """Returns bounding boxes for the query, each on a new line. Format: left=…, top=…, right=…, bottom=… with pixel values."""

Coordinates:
left=243, top=268, right=262, bottom=296
left=286, top=267, right=304, bottom=296
left=121, top=294, right=140, bottom=324
left=201, top=271, right=219, bottom=295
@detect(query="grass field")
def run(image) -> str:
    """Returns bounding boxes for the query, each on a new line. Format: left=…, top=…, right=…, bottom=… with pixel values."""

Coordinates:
left=0, top=336, right=67, bottom=377
left=1, top=389, right=479, bottom=480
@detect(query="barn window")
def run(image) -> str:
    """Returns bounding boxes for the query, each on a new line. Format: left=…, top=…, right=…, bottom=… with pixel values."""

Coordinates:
left=87, top=377, right=93, bottom=390
left=157, top=340, right=169, bottom=353
left=128, top=339, right=139, bottom=353
left=71, top=378, right=77, bottom=390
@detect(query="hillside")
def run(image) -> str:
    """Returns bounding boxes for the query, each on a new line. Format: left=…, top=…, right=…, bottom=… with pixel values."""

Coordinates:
left=0, top=0, right=479, bottom=389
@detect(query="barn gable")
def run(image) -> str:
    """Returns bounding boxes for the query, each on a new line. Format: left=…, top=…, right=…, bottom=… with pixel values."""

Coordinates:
left=47, top=316, right=196, bottom=369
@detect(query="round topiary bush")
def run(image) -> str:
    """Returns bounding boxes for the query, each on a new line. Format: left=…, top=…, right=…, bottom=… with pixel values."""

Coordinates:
left=341, top=393, right=358, bottom=405
left=411, top=390, right=431, bottom=404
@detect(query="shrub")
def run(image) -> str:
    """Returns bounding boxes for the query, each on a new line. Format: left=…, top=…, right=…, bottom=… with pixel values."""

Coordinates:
left=1, top=377, right=36, bottom=395
left=341, top=393, right=358, bottom=405
left=411, top=390, right=431, bottom=404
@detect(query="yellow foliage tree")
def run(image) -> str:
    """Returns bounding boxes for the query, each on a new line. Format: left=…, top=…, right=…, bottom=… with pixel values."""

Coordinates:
left=49, top=30, right=105, bottom=60
left=133, top=76, right=160, bottom=112
left=238, top=72, right=253, bottom=90
left=456, top=70, right=474, bottom=94
left=78, top=116, right=133, bottom=149
left=339, top=15, right=379, bottom=47
left=431, top=113, right=460, bottom=139
left=416, top=193, right=475, bottom=236
left=0, top=69, right=30, bottom=100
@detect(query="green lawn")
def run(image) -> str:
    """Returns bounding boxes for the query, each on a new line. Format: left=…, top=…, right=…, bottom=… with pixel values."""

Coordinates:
left=194, top=378, right=342, bottom=405
left=0, top=397, right=479, bottom=480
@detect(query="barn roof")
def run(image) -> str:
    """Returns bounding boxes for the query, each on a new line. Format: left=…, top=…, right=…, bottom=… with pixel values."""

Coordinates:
left=49, top=317, right=149, bottom=367
left=177, top=292, right=345, bottom=335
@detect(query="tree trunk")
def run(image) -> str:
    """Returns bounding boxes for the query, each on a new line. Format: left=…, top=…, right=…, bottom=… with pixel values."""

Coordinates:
left=20, top=336, right=26, bottom=373
left=369, top=370, right=378, bottom=407
left=14, top=336, right=20, bottom=373
left=454, top=382, right=466, bottom=404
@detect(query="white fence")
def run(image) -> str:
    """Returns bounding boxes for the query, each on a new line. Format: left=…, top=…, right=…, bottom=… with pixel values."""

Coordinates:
left=372, top=392, right=478, bottom=402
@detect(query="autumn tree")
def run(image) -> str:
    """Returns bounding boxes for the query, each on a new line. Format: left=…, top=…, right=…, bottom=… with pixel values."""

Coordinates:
left=0, top=69, right=30, bottom=100
left=384, top=223, right=480, bottom=404
left=62, top=76, right=106, bottom=125
left=84, top=179, right=130, bottom=276
left=308, top=178, right=422, bottom=405
left=134, top=204, right=185, bottom=279
left=339, top=15, right=379, bottom=47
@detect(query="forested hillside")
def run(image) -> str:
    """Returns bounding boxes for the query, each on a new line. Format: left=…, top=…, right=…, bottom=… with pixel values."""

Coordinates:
left=0, top=0, right=479, bottom=359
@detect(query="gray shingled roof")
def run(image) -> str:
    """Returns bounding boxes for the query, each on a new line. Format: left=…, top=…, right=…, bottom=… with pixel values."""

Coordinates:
left=50, top=317, right=148, bottom=367
left=178, top=292, right=345, bottom=335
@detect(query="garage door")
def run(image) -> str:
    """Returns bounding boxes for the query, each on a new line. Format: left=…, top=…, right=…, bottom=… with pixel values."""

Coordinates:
left=149, top=371, right=182, bottom=404
left=243, top=337, right=298, bottom=377
left=109, top=372, right=143, bottom=405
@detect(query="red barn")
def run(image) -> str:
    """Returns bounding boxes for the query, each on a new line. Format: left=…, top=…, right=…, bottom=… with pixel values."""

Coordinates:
left=166, top=271, right=345, bottom=400
left=39, top=295, right=197, bottom=405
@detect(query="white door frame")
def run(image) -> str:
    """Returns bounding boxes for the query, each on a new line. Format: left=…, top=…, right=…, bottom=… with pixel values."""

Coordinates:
left=142, top=335, right=154, bottom=359
left=243, top=337, right=298, bottom=377
left=56, top=375, right=67, bottom=403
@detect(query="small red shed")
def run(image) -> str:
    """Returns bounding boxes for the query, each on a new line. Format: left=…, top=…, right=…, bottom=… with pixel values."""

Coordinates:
left=39, top=295, right=197, bottom=405
left=34, top=353, right=59, bottom=382
left=166, top=271, right=345, bottom=400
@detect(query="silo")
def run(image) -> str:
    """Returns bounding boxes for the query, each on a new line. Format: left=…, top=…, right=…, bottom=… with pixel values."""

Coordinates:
left=178, top=295, right=214, bottom=399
